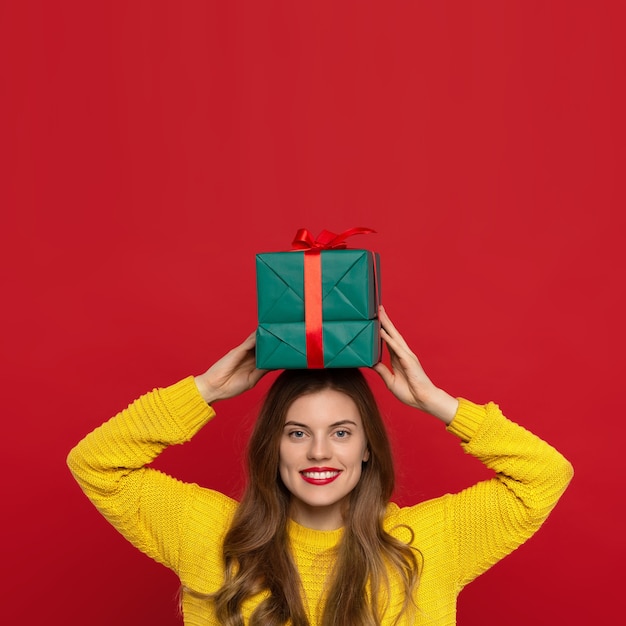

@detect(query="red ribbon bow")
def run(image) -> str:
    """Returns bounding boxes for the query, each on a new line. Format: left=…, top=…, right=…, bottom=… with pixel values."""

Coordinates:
left=291, top=227, right=376, bottom=368
left=291, top=227, right=376, bottom=251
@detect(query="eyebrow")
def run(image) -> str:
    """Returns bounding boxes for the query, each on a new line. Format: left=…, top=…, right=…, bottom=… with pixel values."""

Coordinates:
left=283, top=420, right=359, bottom=429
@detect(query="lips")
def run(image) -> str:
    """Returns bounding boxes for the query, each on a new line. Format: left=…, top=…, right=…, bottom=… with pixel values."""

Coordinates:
left=300, top=467, right=342, bottom=485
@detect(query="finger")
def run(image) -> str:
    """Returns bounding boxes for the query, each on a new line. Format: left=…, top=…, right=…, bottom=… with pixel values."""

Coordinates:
left=249, top=367, right=268, bottom=386
left=381, top=333, right=399, bottom=363
left=380, top=326, right=412, bottom=361
left=378, top=306, right=402, bottom=338
left=373, top=362, right=394, bottom=387
left=379, top=307, right=413, bottom=353
left=241, top=332, right=257, bottom=349
left=379, top=330, right=407, bottom=371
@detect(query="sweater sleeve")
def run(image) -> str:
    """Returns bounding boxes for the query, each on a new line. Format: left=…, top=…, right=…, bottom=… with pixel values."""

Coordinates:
left=443, top=398, right=574, bottom=588
left=66, top=376, right=231, bottom=573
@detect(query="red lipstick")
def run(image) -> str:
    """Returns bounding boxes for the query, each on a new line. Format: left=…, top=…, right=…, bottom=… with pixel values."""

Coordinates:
left=300, top=467, right=342, bottom=485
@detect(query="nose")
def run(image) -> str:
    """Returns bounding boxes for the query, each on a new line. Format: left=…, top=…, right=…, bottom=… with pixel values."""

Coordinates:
left=307, top=435, right=331, bottom=461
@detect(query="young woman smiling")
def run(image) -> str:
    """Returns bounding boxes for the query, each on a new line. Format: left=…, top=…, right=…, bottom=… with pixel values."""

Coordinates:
left=279, top=386, right=371, bottom=529
left=67, top=307, right=573, bottom=625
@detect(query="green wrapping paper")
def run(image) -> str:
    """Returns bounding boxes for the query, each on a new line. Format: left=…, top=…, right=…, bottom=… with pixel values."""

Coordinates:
left=257, top=250, right=380, bottom=323
left=256, top=320, right=381, bottom=369
left=255, top=248, right=382, bottom=369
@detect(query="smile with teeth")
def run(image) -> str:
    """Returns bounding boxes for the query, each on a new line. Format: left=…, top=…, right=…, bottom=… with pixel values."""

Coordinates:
left=300, top=468, right=342, bottom=485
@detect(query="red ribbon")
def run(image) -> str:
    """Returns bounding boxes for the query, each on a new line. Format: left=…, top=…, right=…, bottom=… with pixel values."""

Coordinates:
left=303, top=250, right=324, bottom=368
left=291, top=227, right=376, bottom=251
left=291, top=227, right=376, bottom=368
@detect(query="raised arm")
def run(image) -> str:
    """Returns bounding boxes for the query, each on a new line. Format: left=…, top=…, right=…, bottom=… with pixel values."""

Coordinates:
left=66, top=333, right=267, bottom=572
left=374, top=306, right=573, bottom=585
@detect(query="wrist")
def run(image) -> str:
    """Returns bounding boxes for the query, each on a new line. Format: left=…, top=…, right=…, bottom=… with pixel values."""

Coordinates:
left=420, top=388, right=459, bottom=425
left=194, top=376, right=220, bottom=405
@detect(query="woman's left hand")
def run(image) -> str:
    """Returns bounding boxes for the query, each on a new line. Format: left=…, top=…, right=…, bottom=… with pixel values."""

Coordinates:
left=373, top=306, right=459, bottom=425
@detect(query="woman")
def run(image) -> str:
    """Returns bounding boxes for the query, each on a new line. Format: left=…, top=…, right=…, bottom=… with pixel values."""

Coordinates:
left=67, top=307, right=573, bottom=625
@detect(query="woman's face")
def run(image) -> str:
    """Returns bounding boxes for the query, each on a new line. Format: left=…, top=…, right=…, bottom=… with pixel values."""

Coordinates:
left=279, top=387, right=370, bottom=530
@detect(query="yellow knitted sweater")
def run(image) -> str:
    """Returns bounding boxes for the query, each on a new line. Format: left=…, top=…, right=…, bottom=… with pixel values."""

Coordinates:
left=67, top=376, right=573, bottom=625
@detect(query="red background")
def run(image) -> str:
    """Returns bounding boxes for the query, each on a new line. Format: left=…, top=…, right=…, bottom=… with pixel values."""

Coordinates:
left=2, top=1, right=624, bottom=624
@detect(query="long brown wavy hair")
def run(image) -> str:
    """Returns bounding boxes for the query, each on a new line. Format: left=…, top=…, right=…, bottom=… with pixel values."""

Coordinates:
left=212, top=368, right=420, bottom=625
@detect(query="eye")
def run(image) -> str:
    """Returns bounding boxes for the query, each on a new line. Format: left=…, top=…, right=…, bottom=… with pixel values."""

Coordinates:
left=289, top=430, right=306, bottom=439
left=334, top=430, right=350, bottom=439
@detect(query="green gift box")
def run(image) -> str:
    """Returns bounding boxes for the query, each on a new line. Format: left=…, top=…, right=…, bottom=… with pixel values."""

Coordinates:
left=256, top=250, right=381, bottom=323
left=255, top=229, right=382, bottom=369
left=256, top=320, right=381, bottom=369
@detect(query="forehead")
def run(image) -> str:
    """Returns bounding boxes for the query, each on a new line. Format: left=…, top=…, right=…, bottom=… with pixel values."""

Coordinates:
left=284, top=388, right=362, bottom=426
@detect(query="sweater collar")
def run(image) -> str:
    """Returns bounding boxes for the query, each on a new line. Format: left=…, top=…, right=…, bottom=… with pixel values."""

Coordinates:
left=287, top=518, right=344, bottom=550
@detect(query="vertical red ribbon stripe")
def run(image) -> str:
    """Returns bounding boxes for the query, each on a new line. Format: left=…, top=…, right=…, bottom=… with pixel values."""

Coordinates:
left=304, top=249, right=324, bottom=368
left=292, top=228, right=377, bottom=368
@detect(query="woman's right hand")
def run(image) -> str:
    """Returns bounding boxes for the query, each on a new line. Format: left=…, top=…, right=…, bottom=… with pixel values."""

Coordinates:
left=194, top=332, right=268, bottom=404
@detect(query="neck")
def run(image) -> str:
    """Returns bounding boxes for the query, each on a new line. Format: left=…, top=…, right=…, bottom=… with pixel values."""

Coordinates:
left=288, top=500, right=347, bottom=531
